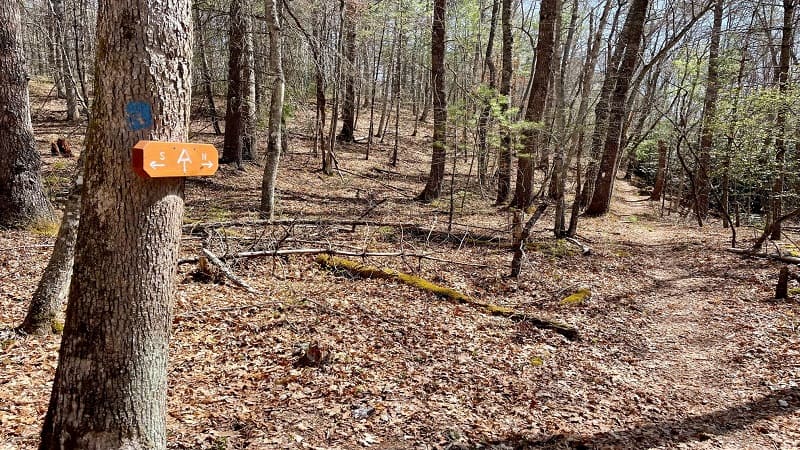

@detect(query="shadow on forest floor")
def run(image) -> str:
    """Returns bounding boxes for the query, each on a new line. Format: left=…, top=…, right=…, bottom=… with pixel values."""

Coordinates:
left=484, top=386, right=799, bottom=449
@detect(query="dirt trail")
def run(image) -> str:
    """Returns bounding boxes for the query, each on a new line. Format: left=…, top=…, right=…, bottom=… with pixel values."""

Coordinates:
left=537, top=180, right=800, bottom=449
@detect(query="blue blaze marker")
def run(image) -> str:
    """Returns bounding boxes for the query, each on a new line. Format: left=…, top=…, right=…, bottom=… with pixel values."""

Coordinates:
left=125, top=101, right=153, bottom=131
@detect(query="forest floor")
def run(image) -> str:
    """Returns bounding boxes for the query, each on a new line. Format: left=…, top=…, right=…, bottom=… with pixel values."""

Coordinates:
left=1, top=86, right=799, bottom=449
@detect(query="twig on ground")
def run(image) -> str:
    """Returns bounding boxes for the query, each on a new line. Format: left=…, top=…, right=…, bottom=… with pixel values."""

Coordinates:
left=201, top=248, right=260, bottom=295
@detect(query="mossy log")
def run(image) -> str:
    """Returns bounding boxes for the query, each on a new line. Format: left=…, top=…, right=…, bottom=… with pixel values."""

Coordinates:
left=315, top=254, right=578, bottom=340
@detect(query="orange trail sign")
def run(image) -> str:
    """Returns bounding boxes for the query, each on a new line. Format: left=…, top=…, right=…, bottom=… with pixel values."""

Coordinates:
left=132, top=140, right=219, bottom=178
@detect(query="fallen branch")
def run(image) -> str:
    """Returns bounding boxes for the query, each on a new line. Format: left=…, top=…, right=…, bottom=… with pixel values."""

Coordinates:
left=315, top=254, right=578, bottom=340
left=179, top=247, right=487, bottom=268
left=726, top=247, right=800, bottom=265
left=564, top=237, right=592, bottom=255
left=184, top=218, right=418, bottom=233
left=201, top=248, right=260, bottom=295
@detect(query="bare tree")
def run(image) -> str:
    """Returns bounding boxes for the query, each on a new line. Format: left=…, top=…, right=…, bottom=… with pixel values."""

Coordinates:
left=0, top=0, right=54, bottom=228
left=510, top=0, right=560, bottom=209
left=586, top=0, right=650, bottom=216
left=417, top=0, right=447, bottom=202
left=260, top=0, right=285, bottom=219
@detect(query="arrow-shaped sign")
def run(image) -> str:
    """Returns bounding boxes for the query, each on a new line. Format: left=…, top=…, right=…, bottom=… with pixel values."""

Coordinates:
left=132, top=141, right=219, bottom=179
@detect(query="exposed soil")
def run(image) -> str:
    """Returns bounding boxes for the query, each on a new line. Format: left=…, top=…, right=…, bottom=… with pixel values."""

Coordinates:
left=1, top=87, right=798, bottom=449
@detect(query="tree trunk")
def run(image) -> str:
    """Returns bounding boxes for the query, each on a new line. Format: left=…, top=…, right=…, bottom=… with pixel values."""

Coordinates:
left=770, top=0, right=794, bottom=240
left=477, top=0, right=499, bottom=193
left=337, top=0, right=357, bottom=142
left=194, top=2, right=222, bottom=135
left=242, top=10, right=258, bottom=161
left=390, top=24, right=403, bottom=166
left=696, top=0, right=724, bottom=219
left=0, top=0, right=54, bottom=228
left=650, top=140, right=668, bottom=201
left=367, top=21, right=385, bottom=160
left=20, top=153, right=84, bottom=335
left=495, top=0, right=513, bottom=204
left=510, top=0, right=559, bottom=210
left=260, top=0, right=285, bottom=219
left=223, top=0, right=245, bottom=168
left=417, top=0, right=447, bottom=202
left=551, top=0, right=578, bottom=236
left=585, top=0, right=649, bottom=216
left=50, top=0, right=80, bottom=121
left=38, top=0, right=192, bottom=445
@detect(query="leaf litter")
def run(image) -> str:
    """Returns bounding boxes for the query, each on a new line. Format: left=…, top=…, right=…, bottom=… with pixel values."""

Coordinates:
left=0, top=104, right=799, bottom=449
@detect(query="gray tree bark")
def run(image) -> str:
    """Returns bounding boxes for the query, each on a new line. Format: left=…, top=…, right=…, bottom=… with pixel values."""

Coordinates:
left=20, top=152, right=85, bottom=335
left=0, top=0, right=54, bottom=228
left=260, top=0, right=285, bottom=219
left=38, top=0, right=192, bottom=446
left=242, top=10, right=258, bottom=161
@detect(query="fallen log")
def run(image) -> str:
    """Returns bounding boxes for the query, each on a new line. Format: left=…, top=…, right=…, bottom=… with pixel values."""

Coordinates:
left=315, top=254, right=578, bottom=340
left=726, top=247, right=800, bottom=265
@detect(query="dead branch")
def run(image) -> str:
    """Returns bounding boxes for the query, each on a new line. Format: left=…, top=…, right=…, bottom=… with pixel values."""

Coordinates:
left=201, top=248, right=260, bottom=295
left=726, top=247, right=800, bottom=265
left=179, top=247, right=488, bottom=268
left=184, top=219, right=418, bottom=233
left=316, top=254, right=578, bottom=340
left=564, top=237, right=592, bottom=255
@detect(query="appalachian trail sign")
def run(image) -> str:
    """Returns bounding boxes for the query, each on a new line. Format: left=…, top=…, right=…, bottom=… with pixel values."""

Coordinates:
left=132, top=140, right=219, bottom=178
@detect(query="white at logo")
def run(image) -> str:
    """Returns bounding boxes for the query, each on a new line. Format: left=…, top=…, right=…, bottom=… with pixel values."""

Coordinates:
left=177, top=149, right=192, bottom=174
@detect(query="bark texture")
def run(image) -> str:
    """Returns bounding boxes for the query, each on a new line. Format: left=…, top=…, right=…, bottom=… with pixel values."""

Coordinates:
left=0, top=0, right=54, bottom=228
left=38, top=0, right=192, bottom=446
left=223, top=0, right=245, bottom=167
left=260, top=0, right=285, bottom=219
left=696, top=0, right=724, bottom=219
left=194, top=2, right=222, bottom=135
left=585, top=0, right=649, bottom=216
left=20, top=153, right=85, bottom=335
left=495, top=0, right=513, bottom=204
left=417, top=0, right=447, bottom=202
left=510, top=0, right=559, bottom=209
left=337, top=0, right=357, bottom=142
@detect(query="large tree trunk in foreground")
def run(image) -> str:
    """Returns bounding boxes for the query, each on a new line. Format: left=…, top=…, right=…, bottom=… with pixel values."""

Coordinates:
left=20, top=153, right=84, bottom=335
left=0, top=0, right=54, bottom=228
left=585, top=0, right=649, bottom=216
left=260, top=0, right=285, bottom=219
left=417, top=0, right=447, bottom=202
left=38, top=0, right=192, bottom=446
